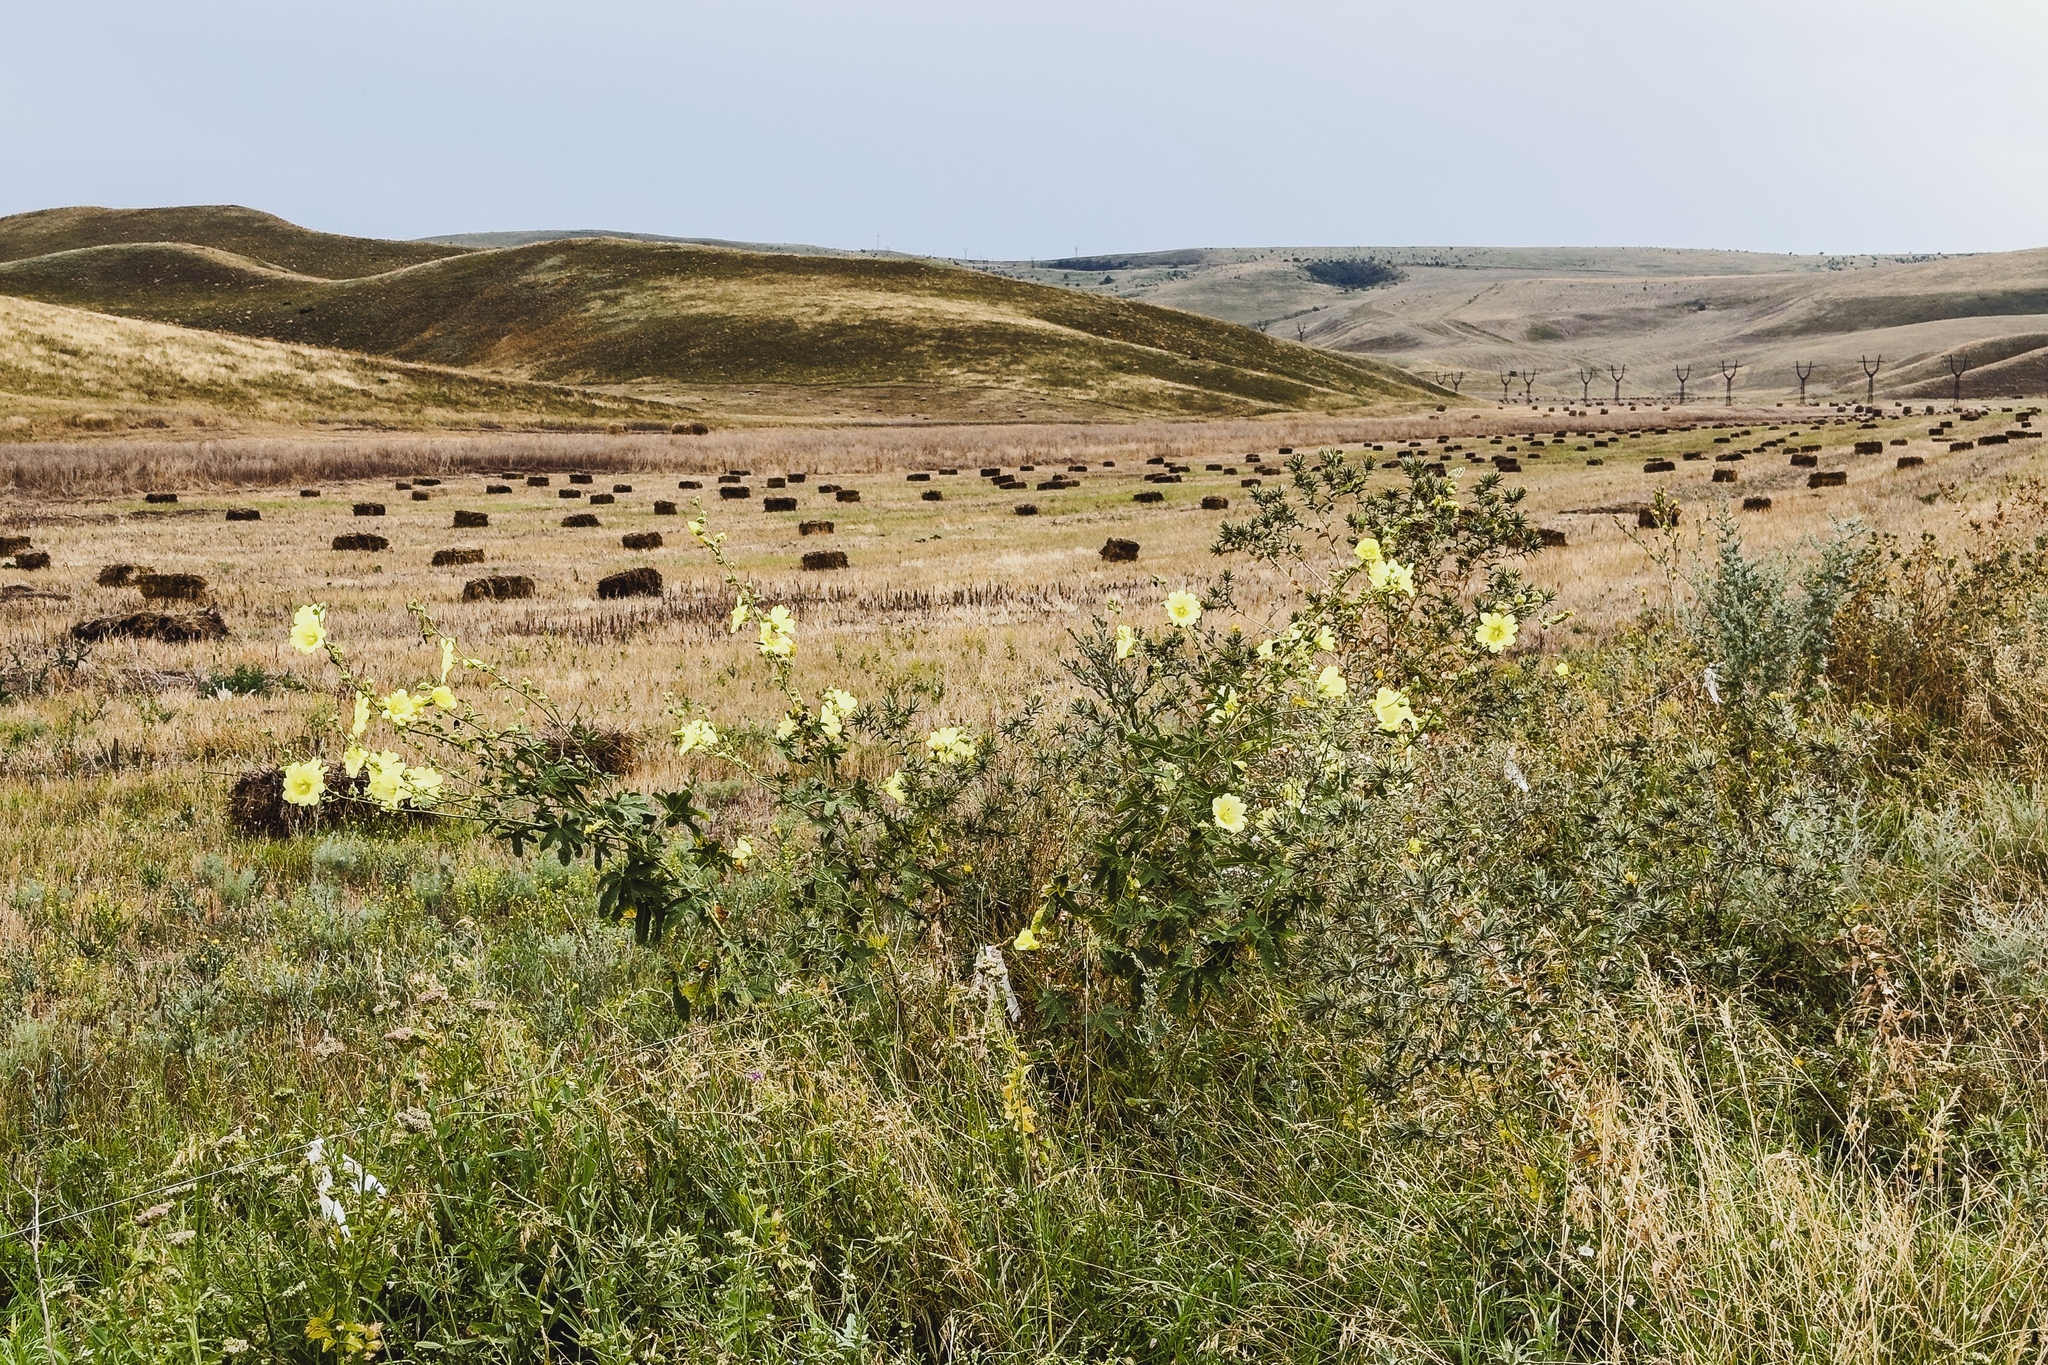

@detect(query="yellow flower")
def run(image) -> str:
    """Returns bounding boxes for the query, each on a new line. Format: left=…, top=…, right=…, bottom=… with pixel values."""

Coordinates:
left=672, top=718, right=719, bottom=755
left=1163, top=591, right=1203, bottom=628
left=1255, top=638, right=1275, bottom=659
left=405, top=766, right=443, bottom=806
left=1475, top=610, right=1519, bottom=654
left=1368, top=559, right=1416, bottom=597
left=380, top=689, right=421, bottom=727
left=1114, top=624, right=1137, bottom=660
left=439, top=637, right=456, bottom=683
left=882, top=770, right=908, bottom=803
left=1555, top=661, right=1572, bottom=678
left=688, top=517, right=707, bottom=538
left=730, top=837, right=754, bottom=870
left=1315, top=664, right=1348, bottom=699
left=775, top=715, right=799, bottom=740
left=727, top=599, right=751, bottom=634
left=818, top=704, right=843, bottom=739
left=342, top=744, right=367, bottom=778
left=349, top=693, right=370, bottom=740
left=824, top=688, right=859, bottom=716
left=757, top=605, right=796, bottom=658
left=430, top=685, right=456, bottom=709
left=1371, top=686, right=1417, bottom=732
left=926, top=726, right=977, bottom=766
left=281, top=758, right=326, bottom=807
left=1353, top=537, right=1382, bottom=565
left=1211, top=793, right=1248, bottom=834
left=1013, top=925, right=1040, bottom=951
left=1407, top=838, right=1424, bottom=855
left=1315, top=625, right=1337, bottom=651
left=364, top=750, right=407, bottom=808
left=289, top=604, right=326, bottom=655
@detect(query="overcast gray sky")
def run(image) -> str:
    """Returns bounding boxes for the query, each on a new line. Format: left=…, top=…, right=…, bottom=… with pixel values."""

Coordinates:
left=4, top=0, right=2044, bottom=259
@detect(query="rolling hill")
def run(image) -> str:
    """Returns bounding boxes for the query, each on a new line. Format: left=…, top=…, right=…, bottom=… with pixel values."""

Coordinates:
left=0, top=207, right=1440, bottom=424
left=0, top=292, right=689, bottom=437
left=986, top=246, right=2048, bottom=402
left=0, top=205, right=468, bottom=279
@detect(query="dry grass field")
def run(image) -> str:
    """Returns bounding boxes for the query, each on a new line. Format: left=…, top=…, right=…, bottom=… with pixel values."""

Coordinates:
left=0, top=400, right=2029, bottom=789
left=7, top=394, right=2048, bottom=1359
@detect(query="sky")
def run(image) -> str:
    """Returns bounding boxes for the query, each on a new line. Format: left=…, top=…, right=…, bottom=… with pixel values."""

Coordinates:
left=4, top=0, right=2046, bottom=260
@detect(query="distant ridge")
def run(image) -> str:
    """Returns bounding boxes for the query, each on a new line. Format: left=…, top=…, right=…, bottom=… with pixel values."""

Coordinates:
left=417, top=228, right=860, bottom=257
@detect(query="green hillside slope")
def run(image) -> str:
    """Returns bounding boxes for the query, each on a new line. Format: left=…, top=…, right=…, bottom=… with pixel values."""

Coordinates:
left=0, top=235, right=1440, bottom=419
left=0, top=205, right=468, bottom=279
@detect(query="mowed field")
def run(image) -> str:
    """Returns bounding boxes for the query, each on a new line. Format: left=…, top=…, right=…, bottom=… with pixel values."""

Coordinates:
left=0, top=401, right=2034, bottom=792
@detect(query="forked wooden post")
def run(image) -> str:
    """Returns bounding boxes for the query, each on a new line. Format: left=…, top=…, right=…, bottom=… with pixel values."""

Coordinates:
left=1578, top=365, right=1597, bottom=402
left=1720, top=360, right=1740, bottom=405
left=1794, top=361, right=1814, bottom=404
left=1861, top=355, right=1883, bottom=404
left=1946, top=352, right=1970, bottom=403
left=1608, top=363, right=1626, bottom=403
left=1674, top=364, right=1692, bottom=405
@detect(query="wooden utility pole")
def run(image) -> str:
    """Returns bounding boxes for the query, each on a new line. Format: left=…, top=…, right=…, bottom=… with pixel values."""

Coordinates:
left=1861, top=355, right=1883, bottom=404
left=1674, top=364, right=1692, bottom=405
left=1448, top=371, right=1464, bottom=394
left=1520, top=371, right=1538, bottom=402
left=1608, top=364, right=1626, bottom=403
left=1720, top=360, right=1740, bottom=405
left=1794, top=361, right=1814, bottom=404
left=1498, top=368, right=1514, bottom=403
left=1946, top=352, right=1970, bottom=402
left=1578, top=365, right=1597, bottom=402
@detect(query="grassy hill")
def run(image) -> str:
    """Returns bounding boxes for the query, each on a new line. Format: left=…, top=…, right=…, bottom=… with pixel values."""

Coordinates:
left=991, top=245, right=2048, bottom=402
left=0, top=205, right=468, bottom=279
left=0, top=211, right=1441, bottom=422
left=0, top=292, right=689, bottom=437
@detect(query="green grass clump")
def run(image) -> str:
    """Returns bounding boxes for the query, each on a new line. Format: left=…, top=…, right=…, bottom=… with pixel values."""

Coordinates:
left=6, top=458, right=2048, bottom=1360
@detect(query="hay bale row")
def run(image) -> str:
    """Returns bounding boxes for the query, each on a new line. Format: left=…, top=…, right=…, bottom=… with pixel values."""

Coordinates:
left=97, top=563, right=146, bottom=586
left=139, top=573, right=206, bottom=601
left=333, top=534, right=389, bottom=552
left=454, top=510, right=489, bottom=528
left=800, top=520, right=833, bottom=536
left=802, top=550, right=849, bottom=571
left=1201, top=496, right=1230, bottom=510
left=621, top=532, right=663, bottom=550
left=1808, top=471, right=1848, bottom=488
left=1133, top=491, right=1163, bottom=504
left=1100, top=538, right=1139, bottom=562
left=597, top=567, right=662, bottom=599
left=764, top=496, right=797, bottom=512
left=463, top=575, right=533, bottom=601
left=432, top=548, right=484, bottom=567
left=562, top=513, right=600, bottom=528
left=71, top=608, right=227, bottom=644
left=225, top=508, right=260, bottom=521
